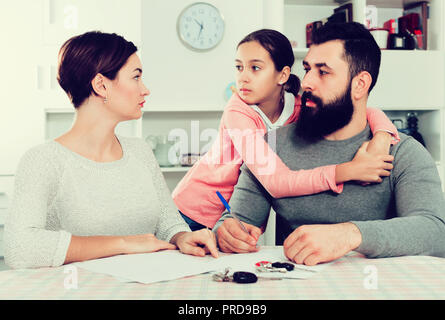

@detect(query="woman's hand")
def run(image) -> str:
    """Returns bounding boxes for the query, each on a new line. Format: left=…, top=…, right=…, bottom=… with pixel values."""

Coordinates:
left=171, top=229, right=219, bottom=258
left=122, top=233, right=177, bottom=254
left=336, top=141, right=394, bottom=184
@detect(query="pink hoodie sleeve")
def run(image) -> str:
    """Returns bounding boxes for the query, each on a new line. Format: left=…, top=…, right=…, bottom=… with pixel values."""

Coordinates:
left=223, top=107, right=343, bottom=198
left=222, top=105, right=399, bottom=199
left=366, top=107, right=400, bottom=144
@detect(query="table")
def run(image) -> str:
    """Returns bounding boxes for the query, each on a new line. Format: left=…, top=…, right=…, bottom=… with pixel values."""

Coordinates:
left=0, top=251, right=444, bottom=300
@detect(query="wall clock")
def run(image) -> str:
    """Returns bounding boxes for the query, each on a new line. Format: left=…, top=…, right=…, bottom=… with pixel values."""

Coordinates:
left=177, top=2, right=225, bottom=51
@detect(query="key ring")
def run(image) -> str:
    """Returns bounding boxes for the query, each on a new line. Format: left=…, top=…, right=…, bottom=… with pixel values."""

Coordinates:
left=212, top=268, right=258, bottom=284
left=255, top=261, right=295, bottom=273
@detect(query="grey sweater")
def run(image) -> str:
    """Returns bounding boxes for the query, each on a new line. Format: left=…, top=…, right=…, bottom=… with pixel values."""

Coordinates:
left=214, top=123, right=445, bottom=258
left=4, top=136, right=191, bottom=269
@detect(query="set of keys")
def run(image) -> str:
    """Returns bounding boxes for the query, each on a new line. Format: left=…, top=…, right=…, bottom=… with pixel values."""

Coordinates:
left=212, top=261, right=298, bottom=284
left=212, top=268, right=260, bottom=284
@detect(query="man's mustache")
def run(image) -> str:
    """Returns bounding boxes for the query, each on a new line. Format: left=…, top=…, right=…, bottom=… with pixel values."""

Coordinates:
left=301, top=91, right=323, bottom=107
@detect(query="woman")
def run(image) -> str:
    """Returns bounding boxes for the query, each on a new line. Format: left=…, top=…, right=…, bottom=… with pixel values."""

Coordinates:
left=4, top=31, right=218, bottom=269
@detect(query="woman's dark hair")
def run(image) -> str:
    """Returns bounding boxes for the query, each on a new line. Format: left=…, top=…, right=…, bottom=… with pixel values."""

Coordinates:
left=238, top=29, right=300, bottom=96
left=57, top=31, right=138, bottom=108
left=311, top=22, right=381, bottom=93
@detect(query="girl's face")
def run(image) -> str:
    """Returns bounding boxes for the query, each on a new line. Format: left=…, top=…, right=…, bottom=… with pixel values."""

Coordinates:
left=235, top=41, right=284, bottom=107
left=105, top=53, right=150, bottom=121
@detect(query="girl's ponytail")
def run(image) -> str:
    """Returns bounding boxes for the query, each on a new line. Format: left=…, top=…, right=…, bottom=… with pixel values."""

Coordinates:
left=284, top=73, right=301, bottom=96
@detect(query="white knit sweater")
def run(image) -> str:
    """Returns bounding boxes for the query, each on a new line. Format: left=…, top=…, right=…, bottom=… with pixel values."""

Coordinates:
left=4, top=136, right=190, bottom=269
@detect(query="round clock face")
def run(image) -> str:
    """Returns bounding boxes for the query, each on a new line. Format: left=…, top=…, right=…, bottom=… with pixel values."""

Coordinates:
left=177, top=2, right=225, bottom=51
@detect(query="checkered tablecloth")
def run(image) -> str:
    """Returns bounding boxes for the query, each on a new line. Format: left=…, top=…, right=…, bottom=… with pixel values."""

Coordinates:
left=0, top=251, right=444, bottom=300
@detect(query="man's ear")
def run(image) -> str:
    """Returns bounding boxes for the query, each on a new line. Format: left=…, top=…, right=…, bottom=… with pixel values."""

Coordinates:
left=352, top=71, right=372, bottom=100
left=91, top=73, right=108, bottom=99
left=278, top=66, right=291, bottom=85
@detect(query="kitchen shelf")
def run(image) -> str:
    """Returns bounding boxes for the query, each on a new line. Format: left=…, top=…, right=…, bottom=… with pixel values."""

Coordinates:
left=45, top=107, right=74, bottom=113
left=142, top=105, right=224, bottom=112
left=284, top=0, right=430, bottom=9
left=381, top=106, right=442, bottom=111
left=293, top=48, right=309, bottom=59
left=160, top=166, right=191, bottom=173
left=295, top=48, right=443, bottom=60
left=45, top=106, right=225, bottom=113
left=284, top=0, right=344, bottom=5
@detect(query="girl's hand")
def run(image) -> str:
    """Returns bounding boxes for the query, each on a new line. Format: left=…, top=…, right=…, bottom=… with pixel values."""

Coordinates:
left=362, top=131, right=394, bottom=185
left=366, top=130, right=393, bottom=156
left=348, top=141, right=394, bottom=183
left=172, top=229, right=219, bottom=258
left=336, top=141, right=394, bottom=184
left=122, top=233, right=176, bottom=254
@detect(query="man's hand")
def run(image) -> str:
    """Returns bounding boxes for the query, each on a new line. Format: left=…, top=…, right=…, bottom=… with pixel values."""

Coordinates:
left=216, top=218, right=262, bottom=253
left=283, top=223, right=362, bottom=266
left=171, top=229, right=219, bottom=258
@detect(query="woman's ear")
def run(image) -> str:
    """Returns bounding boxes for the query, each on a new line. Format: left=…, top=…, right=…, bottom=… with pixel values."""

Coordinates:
left=278, top=66, right=291, bottom=85
left=352, top=71, right=372, bottom=100
left=91, top=73, right=108, bottom=99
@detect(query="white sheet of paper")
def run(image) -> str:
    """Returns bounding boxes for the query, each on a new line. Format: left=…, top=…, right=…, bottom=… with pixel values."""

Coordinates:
left=75, top=250, right=217, bottom=284
left=75, top=246, right=332, bottom=284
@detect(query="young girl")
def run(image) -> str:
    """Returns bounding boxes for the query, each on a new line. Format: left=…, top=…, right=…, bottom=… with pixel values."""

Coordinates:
left=173, top=29, right=399, bottom=231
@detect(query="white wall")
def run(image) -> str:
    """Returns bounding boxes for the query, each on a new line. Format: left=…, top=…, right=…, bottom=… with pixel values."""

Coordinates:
left=141, top=0, right=264, bottom=110
left=0, top=1, right=45, bottom=175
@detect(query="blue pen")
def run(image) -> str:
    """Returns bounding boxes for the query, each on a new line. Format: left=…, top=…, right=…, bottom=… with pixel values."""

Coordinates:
left=216, top=191, right=249, bottom=234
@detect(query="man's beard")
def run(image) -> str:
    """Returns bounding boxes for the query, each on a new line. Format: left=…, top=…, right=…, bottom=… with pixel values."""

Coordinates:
left=296, top=84, right=354, bottom=142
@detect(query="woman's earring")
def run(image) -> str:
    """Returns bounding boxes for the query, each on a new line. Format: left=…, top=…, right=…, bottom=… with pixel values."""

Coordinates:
left=103, top=97, right=108, bottom=104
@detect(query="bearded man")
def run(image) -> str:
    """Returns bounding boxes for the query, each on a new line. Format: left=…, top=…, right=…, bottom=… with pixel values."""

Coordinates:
left=213, top=22, right=445, bottom=265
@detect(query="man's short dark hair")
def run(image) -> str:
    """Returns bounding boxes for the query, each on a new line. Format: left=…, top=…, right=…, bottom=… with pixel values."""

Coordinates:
left=311, top=22, right=381, bottom=93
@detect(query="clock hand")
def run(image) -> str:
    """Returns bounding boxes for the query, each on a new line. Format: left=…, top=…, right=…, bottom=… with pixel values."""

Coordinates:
left=194, top=18, right=203, bottom=28
left=196, top=20, right=204, bottom=39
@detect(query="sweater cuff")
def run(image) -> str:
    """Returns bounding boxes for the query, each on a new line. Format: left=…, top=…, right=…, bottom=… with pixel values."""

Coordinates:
left=350, top=221, right=381, bottom=258
left=374, top=129, right=400, bottom=145
left=328, top=165, right=343, bottom=194
left=163, top=224, right=192, bottom=244
left=52, top=230, right=72, bottom=267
